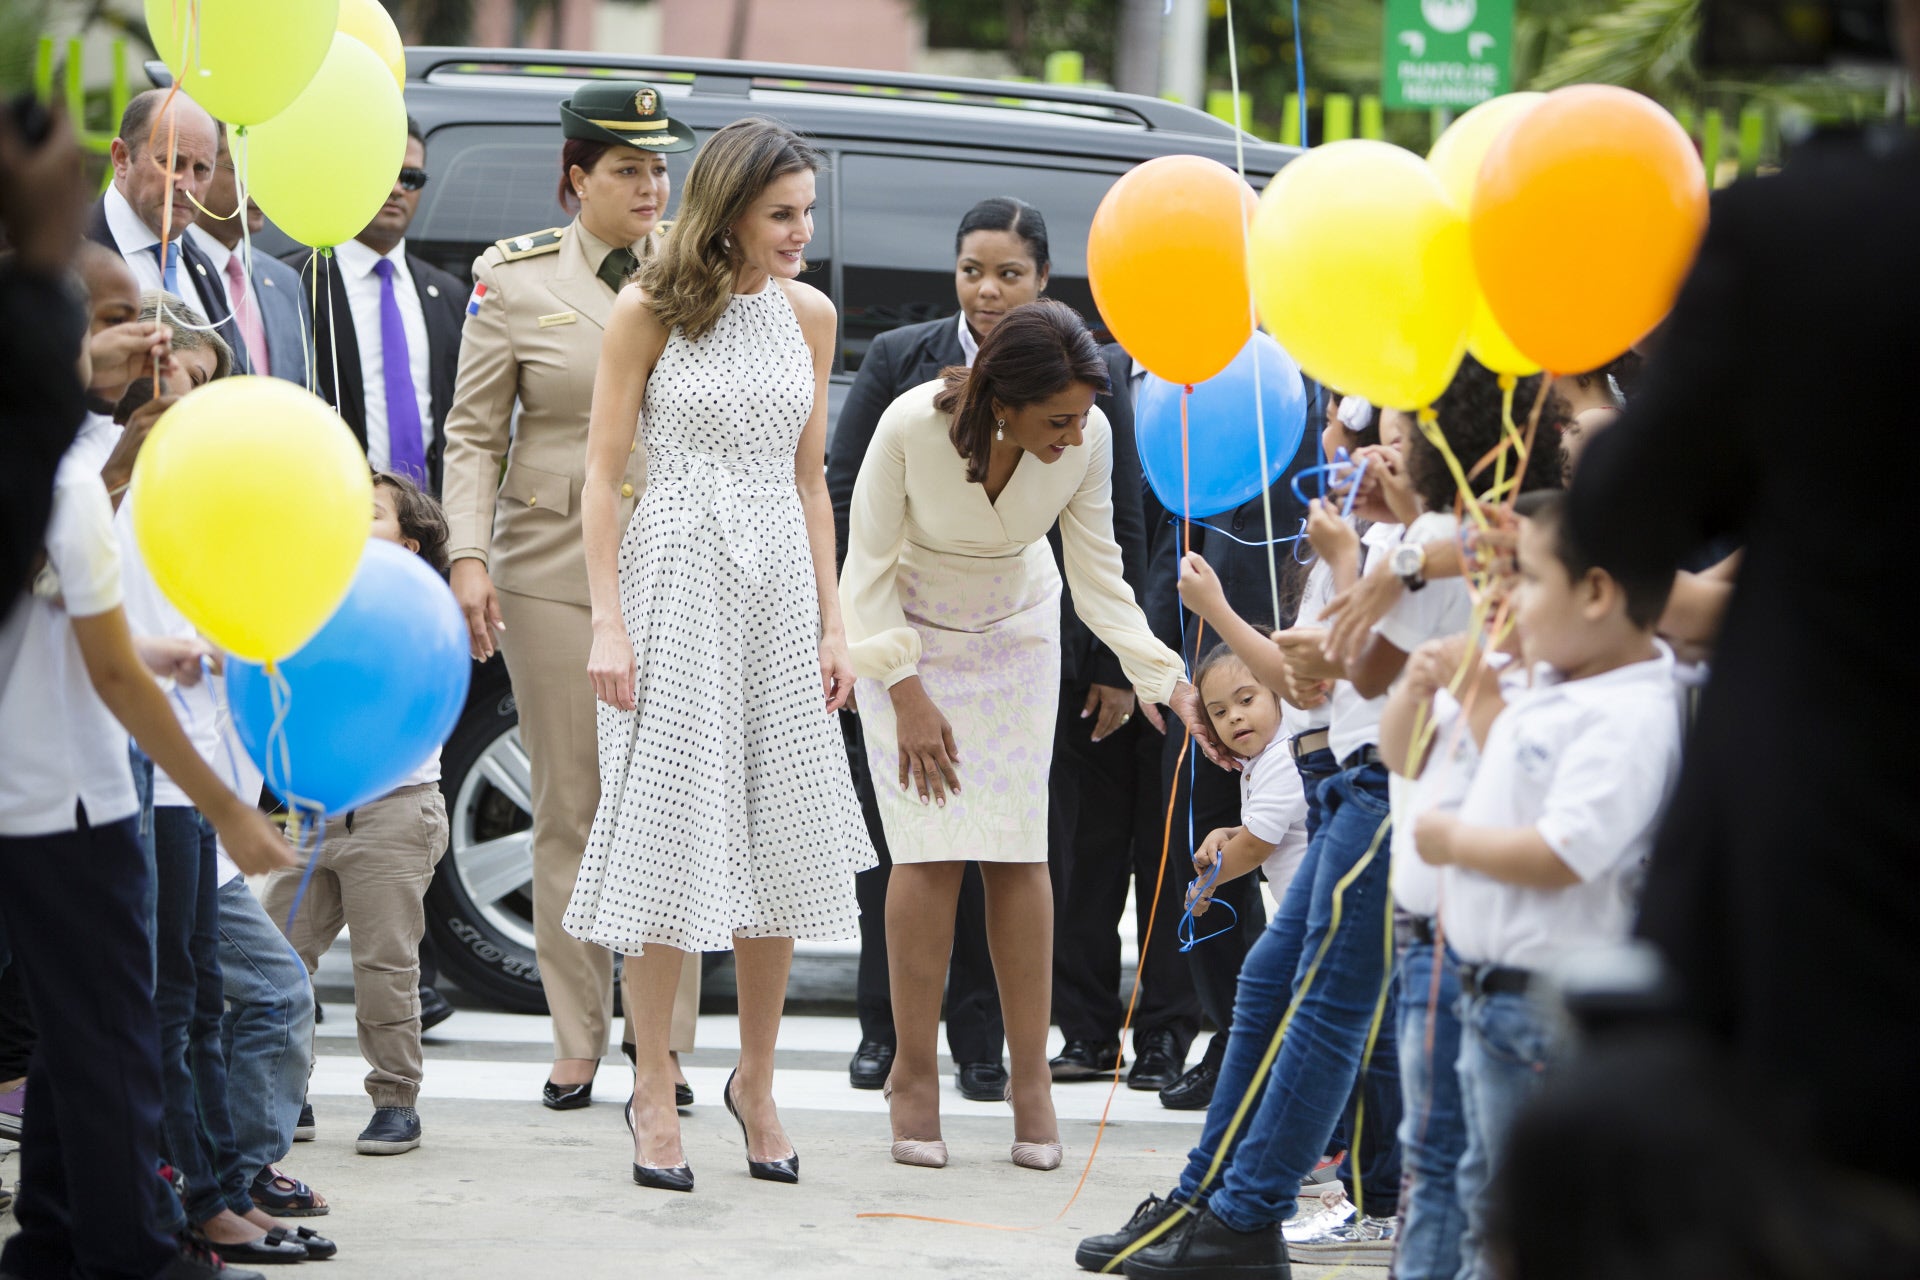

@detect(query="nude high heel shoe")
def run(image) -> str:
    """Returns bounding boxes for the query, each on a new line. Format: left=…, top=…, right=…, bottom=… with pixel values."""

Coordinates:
left=1010, top=1140, right=1064, bottom=1171
left=882, top=1079, right=948, bottom=1169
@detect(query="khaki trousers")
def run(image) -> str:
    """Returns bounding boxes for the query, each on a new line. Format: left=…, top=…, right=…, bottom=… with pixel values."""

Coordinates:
left=495, top=587, right=698, bottom=1059
left=262, top=785, right=448, bottom=1108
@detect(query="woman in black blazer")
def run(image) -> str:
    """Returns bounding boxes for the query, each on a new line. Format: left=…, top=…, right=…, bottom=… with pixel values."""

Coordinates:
left=827, top=197, right=1172, bottom=1099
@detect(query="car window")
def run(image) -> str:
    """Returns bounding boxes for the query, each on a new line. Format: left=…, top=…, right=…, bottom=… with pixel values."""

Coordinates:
left=836, top=152, right=1122, bottom=370
left=406, top=123, right=834, bottom=289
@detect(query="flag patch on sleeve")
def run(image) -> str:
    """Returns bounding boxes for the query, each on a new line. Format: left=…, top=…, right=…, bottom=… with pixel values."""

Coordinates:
left=466, top=282, right=489, bottom=316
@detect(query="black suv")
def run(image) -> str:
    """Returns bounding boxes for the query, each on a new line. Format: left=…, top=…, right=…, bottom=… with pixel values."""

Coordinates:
left=394, top=47, right=1297, bottom=1011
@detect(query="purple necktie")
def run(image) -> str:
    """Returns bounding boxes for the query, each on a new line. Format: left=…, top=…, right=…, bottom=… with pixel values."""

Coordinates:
left=373, top=257, right=427, bottom=486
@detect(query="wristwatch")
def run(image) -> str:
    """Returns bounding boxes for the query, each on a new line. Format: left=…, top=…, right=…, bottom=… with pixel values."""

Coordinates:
left=1389, top=541, right=1428, bottom=592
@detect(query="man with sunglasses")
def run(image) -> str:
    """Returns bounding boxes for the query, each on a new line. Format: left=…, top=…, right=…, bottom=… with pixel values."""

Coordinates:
left=289, top=118, right=465, bottom=494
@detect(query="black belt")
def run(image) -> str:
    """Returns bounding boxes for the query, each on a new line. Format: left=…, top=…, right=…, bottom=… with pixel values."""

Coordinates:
left=1340, top=745, right=1383, bottom=770
left=1407, top=916, right=1436, bottom=947
left=1458, top=964, right=1533, bottom=998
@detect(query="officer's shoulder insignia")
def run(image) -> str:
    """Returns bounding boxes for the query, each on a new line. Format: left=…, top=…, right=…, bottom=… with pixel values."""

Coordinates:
left=495, top=227, right=567, bottom=262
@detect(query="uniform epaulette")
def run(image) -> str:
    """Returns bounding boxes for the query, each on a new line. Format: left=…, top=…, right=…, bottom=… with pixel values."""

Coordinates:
left=495, top=227, right=567, bottom=261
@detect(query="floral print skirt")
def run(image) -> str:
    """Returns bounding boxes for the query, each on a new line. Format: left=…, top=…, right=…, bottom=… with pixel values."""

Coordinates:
left=855, top=539, right=1061, bottom=864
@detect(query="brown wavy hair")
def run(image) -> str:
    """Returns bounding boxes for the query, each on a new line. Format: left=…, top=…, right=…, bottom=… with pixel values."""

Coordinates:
left=933, top=299, right=1110, bottom=485
left=634, top=118, right=821, bottom=342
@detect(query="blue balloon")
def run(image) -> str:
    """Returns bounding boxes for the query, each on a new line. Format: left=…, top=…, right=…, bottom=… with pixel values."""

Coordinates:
left=1136, top=332, right=1308, bottom=520
left=228, top=540, right=470, bottom=816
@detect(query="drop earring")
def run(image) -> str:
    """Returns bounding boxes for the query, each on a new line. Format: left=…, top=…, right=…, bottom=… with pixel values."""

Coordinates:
left=996, top=418, right=1006, bottom=442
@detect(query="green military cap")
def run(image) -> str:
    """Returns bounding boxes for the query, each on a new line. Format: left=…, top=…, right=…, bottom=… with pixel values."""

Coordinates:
left=559, top=81, right=695, bottom=153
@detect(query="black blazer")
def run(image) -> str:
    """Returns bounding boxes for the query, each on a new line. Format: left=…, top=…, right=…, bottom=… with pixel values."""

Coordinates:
left=1569, top=126, right=1920, bottom=1193
left=286, top=247, right=467, bottom=495
left=826, top=315, right=1150, bottom=691
left=87, top=197, right=251, bottom=375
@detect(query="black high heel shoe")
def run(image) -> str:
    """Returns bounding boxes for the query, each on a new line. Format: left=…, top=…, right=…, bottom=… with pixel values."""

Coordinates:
left=542, top=1079, right=592, bottom=1111
left=724, top=1069, right=799, bottom=1184
left=627, top=1092, right=693, bottom=1192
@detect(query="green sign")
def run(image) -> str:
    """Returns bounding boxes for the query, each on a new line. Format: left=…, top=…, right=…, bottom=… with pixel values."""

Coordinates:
left=1382, top=0, right=1513, bottom=110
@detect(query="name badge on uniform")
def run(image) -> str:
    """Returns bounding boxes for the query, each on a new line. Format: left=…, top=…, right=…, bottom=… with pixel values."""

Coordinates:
left=538, top=312, right=577, bottom=328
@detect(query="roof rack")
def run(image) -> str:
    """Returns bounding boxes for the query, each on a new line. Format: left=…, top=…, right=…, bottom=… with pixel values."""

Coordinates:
left=403, top=46, right=1243, bottom=141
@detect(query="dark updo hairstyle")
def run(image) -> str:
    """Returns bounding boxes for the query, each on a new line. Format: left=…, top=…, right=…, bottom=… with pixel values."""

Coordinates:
left=933, top=299, right=1108, bottom=485
left=1404, top=357, right=1564, bottom=515
left=954, top=196, right=1050, bottom=277
left=557, top=138, right=612, bottom=212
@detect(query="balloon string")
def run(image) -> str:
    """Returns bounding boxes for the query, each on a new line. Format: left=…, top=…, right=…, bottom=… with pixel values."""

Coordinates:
left=301, top=250, right=321, bottom=398
left=325, top=250, right=343, bottom=414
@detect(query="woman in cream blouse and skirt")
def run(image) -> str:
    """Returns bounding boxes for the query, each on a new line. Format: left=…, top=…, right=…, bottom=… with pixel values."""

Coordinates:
left=840, top=300, right=1222, bottom=1170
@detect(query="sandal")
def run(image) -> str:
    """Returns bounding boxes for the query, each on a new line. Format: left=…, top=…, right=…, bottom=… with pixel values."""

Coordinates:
left=267, top=1225, right=338, bottom=1261
left=251, top=1165, right=330, bottom=1218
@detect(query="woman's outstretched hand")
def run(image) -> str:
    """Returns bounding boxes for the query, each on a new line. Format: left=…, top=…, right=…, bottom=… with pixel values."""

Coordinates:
left=1166, top=679, right=1236, bottom=771
left=587, top=619, right=637, bottom=711
left=819, top=635, right=856, bottom=713
left=890, top=676, right=960, bottom=807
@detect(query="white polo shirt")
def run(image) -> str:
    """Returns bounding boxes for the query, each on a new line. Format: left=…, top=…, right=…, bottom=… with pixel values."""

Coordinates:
left=331, top=237, right=433, bottom=473
left=0, top=453, right=139, bottom=836
left=1326, top=522, right=1402, bottom=764
left=1440, top=642, right=1685, bottom=971
left=1237, top=739, right=1308, bottom=897
left=1282, top=556, right=1334, bottom=739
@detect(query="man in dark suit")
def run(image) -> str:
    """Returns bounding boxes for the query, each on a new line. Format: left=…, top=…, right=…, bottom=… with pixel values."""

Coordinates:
left=288, top=119, right=464, bottom=494
left=88, top=89, right=249, bottom=374
left=1568, top=0, right=1920, bottom=1195
left=188, top=124, right=311, bottom=385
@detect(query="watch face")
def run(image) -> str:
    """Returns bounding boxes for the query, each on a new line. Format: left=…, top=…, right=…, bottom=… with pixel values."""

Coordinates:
left=1391, top=544, right=1422, bottom=575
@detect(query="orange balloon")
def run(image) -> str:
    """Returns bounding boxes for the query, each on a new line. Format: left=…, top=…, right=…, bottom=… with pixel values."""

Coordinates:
left=1088, top=154, right=1258, bottom=385
left=1469, top=85, right=1708, bottom=375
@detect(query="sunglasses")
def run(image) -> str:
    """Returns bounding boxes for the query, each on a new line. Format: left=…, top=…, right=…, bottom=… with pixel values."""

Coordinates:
left=398, top=167, right=430, bottom=192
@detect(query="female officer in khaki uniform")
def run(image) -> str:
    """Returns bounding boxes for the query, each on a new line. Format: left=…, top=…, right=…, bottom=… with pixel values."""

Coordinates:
left=441, top=82, right=702, bottom=1109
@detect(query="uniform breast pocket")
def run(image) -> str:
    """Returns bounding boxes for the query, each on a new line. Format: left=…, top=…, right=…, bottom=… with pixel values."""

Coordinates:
left=498, top=461, right=573, bottom=518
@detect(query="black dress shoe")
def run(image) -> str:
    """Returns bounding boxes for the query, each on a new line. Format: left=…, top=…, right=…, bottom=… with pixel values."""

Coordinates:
left=264, top=1226, right=337, bottom=1262
left=418, top=985, right=455, bottom=1032
left=1050, top=1040, right=1124, bottom=1081
left=724, top=1068, right=799, bottom=1184
left=632, top=1160, right=694, bottom=1192
left=191, top=1232, right=308, bottom=1265
left=1119, top=1205, right=1290, bottom=1278
left=1075, top=1193, right=1192, bottom=1271
left=1159, top=1037, right=1224, bottom=1111
left=1127, top=1028, right=1187, bottom=1092
left=543, top=1079, right=593, bottom=1110
left=848, top=1038, right=895, bottom=1090
left=954, top=1060, right=1009, bottom=1102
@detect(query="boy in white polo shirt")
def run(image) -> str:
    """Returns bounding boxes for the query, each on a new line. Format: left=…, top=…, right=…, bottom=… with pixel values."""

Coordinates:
left=1413, top=489, right=1684, bottom=1280
left=0, top=443, right=293, bottom=1280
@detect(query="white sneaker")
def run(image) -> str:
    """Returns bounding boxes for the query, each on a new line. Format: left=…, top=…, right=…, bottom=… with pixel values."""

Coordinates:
left=1288, top=1214, right=1399, bottom=1267
left=1282, top=1185, right=1356, bottom=1244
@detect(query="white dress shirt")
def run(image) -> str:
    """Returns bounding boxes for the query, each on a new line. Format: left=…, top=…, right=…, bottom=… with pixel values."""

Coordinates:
left=0, top=452, right=138, bottom=836
left=1440, top=642, right=1684, bottom=971
left=332, top=237, right=433, bottom=472
left=956, top=312, right=979, bottom=368
left=103, top=182, right=172, bottom=294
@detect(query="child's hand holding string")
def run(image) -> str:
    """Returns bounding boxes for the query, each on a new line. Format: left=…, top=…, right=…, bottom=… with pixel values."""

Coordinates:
left=1273, top=626, right=1343, bottom=685
left=1304, top=498, right=1359, bottom=575
left=1176, top=551, right=1227, bottom=623
left=1188, top=827, right=1235, bottom=915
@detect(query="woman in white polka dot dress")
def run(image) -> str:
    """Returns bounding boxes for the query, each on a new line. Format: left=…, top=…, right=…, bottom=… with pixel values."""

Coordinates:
left=571, top=119, right=875, bottom=1193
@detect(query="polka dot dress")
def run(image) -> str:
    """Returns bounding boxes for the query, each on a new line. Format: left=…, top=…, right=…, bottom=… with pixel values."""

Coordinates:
left=563, top=283, right=876, bottom=956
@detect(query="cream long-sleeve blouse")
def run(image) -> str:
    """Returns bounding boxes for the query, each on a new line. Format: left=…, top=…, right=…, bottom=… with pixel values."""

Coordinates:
left=839, top=379, right=1186, bottom=704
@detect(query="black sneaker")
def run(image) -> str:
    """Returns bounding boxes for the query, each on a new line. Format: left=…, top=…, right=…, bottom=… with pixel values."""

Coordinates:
left=1119, top=1204, right=1290, bottom=1278
left=1159, top=1037, right=1225, bottom=1111
left=1127, top=1029, right=1186, bottom=1092
left=1076, top=1193, right=1192, bottom=1272
left=1050, top=1040, right=1124, bottom=1081
left=418, top=985, right=455, bottom=1032
left=355, top=1106, right=421, bottom=1155
left=293, top=1101, right=315, bottom=1143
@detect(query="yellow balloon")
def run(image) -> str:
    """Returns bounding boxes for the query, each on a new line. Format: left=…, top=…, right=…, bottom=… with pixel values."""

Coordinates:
left=131, top=377, right=372, bottom=664
left=144, top=0, right=339, bottom=127
left=1250, top=140, right=1473, bottom=409
left=337, top=0, right=406, bottom=89
left=1429, top=94, right=1546, bottom=377
left=247, top=34, right=407, bottom=248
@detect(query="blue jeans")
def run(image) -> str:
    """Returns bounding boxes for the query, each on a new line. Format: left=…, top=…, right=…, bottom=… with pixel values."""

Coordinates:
left=1395, top=941, right=1468, bottom=1280
left=1294, top=746, right=1339, bottom=840
left=218, top=876, right=315, bottom=1184
left=1175, top=761, right=1396, bottom=1231
left=150, top=805, right=252, bottom=1225
left=1453, top=984, right=1559, bottom=1280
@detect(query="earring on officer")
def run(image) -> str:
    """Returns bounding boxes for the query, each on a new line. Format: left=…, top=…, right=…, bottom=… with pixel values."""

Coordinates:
left=996, top=418, right=1006, bottom=442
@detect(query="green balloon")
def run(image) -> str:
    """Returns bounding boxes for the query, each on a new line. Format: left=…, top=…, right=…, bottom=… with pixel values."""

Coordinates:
left=145, top=0, right=340, bottom=127
left=247, top=34, right=407, bottom=249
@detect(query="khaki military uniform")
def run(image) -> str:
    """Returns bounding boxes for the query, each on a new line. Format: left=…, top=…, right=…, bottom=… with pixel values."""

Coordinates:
left=441, top=217, right=699, bottom=1061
